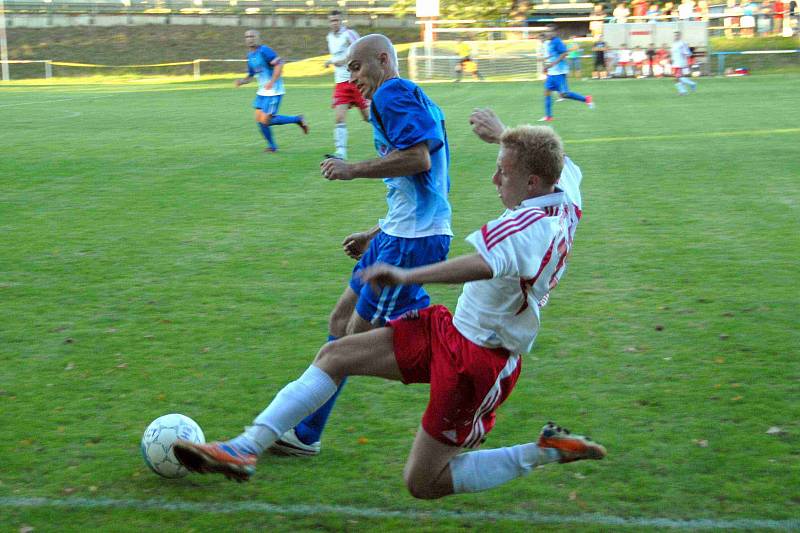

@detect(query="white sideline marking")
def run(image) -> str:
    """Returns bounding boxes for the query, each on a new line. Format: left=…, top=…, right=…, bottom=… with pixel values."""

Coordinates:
left=0, top=95, right=115, bottom=108
left=567, top=128, right=800, bottom=145
left=1, top=497, right=798, bottom=530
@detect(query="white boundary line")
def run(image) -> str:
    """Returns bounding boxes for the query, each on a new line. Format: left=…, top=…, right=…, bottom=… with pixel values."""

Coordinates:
left=0, top=94, right=115, bottom=108
left=1, top=497, right=798, bottom=530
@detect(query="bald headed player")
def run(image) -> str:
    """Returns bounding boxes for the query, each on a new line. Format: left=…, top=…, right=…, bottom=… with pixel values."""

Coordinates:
left=235, top=29, right=309, bottom=152
left=266, top=34, right=454, bottom=456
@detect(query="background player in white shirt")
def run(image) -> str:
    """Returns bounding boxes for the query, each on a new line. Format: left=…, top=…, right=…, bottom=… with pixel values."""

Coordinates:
left=173, top=109, right=607, bottom=498
left=670, top=32, right=697, bottom=95
left=325, top=10, right=369, bottom=159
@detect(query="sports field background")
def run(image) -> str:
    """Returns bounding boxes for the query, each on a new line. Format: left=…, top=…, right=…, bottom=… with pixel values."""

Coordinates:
left=1, top=73, right=799, bottom=530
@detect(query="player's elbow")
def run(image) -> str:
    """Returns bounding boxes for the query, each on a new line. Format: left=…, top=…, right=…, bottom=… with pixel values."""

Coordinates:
left=406, top=144, right=431, bottom=173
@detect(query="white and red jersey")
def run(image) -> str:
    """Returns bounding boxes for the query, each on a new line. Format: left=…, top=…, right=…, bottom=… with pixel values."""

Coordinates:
left=671, top=40, right=691, bottom=68
left=326, top=26, right=360, bottom=83
left=453, top=157, right=583, bottom=354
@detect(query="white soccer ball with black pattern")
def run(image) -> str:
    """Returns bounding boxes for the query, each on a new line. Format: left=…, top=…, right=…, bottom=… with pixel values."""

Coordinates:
left=141, top=413, right=205, bottom=478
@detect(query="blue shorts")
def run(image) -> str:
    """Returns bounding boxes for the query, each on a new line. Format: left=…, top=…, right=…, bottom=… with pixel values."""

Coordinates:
left=253, top=95, right=282, bottom=115
left=349, top=232, right=451, bottom=326
left=545, top=74, right=568, bottom=93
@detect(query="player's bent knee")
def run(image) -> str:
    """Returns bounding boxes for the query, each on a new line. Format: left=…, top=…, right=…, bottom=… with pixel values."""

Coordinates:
left=404, top=476, right=445, bottom=500
left=312, top=342, right=347, bottom=381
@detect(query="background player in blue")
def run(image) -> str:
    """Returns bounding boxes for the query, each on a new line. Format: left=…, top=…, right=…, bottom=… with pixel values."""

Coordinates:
left=539, top=25, right=593, bottom=123
left=235, top=29, right=308, bottom=152
left=268, top=34, right=453, bottom=456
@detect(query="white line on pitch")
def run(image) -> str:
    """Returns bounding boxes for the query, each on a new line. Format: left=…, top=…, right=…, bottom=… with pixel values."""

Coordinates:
left=1, top=497, right=798, bottom=530
left=0, top=95, right=116, bottom=108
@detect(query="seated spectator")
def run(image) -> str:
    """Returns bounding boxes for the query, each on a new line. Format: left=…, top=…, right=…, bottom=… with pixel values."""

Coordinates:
left=655, top=47, right=670, bottom=77
left=614, top=48, right=634, bottom=77
left=632, top=0, right=649, bottom=20
left=647, top=2, right=662, bottom=21
left=631, top=48, right=648, bottom=77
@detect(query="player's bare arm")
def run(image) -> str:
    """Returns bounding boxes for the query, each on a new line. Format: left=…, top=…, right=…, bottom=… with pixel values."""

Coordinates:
left=264, top=60, right=283, bottom=90
left=342, top=225, right=380, bottom=260
left=235, top=75, right=254, bottom=87
left=320, top=142, right=431, bottom=181
left=360, top=253, right=493, bottom=290
left=470, top=108, right=507, bottom=144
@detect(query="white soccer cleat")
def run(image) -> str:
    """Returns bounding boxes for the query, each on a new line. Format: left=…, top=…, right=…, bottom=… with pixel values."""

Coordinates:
left=268, top=428, right=321, bottom=457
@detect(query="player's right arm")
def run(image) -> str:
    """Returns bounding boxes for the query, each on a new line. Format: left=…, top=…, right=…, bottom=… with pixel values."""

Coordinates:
left=360, top=253, right=493, bottom=289
left=342, top=225, right=380, bottom=260
left=321, top=142, right=430, bottom=181
left=470, top=108, right=506, bottom=144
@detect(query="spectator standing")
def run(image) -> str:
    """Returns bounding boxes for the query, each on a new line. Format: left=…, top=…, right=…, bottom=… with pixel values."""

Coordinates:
left=632, top=0, right=649, bottom=19
left=567, top=41, right=583, bottom=78
left=724, top=0, right=742, bottom=37
left=592, top=36, right=608, bottom=79
left=678, top=0, right=696, bottom=20
left=590, top=4, right=607, bottom=38
left=613, top=2, right=631, bottom=22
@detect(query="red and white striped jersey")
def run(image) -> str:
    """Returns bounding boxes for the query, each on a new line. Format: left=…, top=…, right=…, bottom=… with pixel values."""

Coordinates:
left=327, top=27, right=360, bottom=84
left=453, top=157, right=583, bottom=354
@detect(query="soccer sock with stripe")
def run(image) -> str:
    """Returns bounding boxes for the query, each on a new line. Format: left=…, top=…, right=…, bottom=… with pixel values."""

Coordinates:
left=334, top=123, right=348, bottom=159
left=563, top=91, right=587, bottom=102
left=449, top=443, right=562, bottom=493
left=269, top=115, right=301, bottom=126
left=544, top=94, right=553, bottom=117
left=258, top=123, right=277, bottom=150
left=233, top=365, right=337, bottom=455
left=294, top=335, right=346, bottom=445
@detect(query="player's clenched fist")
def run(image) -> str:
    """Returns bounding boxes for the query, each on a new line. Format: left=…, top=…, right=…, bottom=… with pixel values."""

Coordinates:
left=469, top=108, right=506, bottom=144
left=320, top=157, right=354, bottom=180
left=342, top=232, right=370, bottom=260
left=359, top=262, right=409, bottom=292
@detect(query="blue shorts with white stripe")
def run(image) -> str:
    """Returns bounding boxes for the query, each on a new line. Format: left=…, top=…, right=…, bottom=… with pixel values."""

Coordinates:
left=350, top=231, right=450, bottom=326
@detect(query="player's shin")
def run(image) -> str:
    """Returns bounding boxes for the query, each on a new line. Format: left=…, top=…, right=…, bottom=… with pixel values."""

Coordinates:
left=448, top=444, right=560, bottom=493
left=334, top=123, right=348, bottom=159
left=234, top=365, right=338, bottom=454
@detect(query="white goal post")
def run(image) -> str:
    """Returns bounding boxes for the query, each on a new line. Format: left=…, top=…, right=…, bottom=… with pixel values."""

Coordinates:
left=408, top=25, right=548, bottom=82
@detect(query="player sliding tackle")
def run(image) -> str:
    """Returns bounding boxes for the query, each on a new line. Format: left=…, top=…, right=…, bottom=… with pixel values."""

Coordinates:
left=174, top=109, right=606, bottom=497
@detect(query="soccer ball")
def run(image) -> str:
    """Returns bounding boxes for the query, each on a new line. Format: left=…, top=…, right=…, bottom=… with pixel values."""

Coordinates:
left=141, top=413, right=205, bottom=478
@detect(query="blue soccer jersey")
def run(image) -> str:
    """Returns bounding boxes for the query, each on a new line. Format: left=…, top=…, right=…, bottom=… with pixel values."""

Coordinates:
left=369, top=78, right=453, bottom=239
left=547, top=37, right=569, bottom=76
left=247, top=45, right=285, bottom=96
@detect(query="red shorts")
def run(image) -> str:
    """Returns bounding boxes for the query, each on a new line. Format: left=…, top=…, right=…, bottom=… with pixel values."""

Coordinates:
left=388, top=305, right=522, bottom=449
left=332, top=81, right=368, bottom=109
left=673, top=66, right=688, bottom=77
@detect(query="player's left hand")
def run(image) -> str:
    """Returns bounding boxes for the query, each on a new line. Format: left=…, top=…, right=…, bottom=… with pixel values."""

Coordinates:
left=359, top=262, right=409, bottom=292
left=320, top=158, right=354, bottom=180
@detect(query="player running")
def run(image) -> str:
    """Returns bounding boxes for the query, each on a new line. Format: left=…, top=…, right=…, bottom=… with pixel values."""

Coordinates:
left=325, top=10, right=369, bottom=160
left=539, top=24, right=593, bottom=122
left=173, top=110, right=606, bottom=497
left=670, top=32, right=697, bottom=95
left=267, top=34, right=453, bottom=456
left=236, top=29, right=308, bottom=152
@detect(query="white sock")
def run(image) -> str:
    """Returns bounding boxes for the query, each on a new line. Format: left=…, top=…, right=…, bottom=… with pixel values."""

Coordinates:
left=237, top=365, right=337, bottom=454
left=449, top=443, right=561, bottom=493
left=334, top=123, right=347, bottom=159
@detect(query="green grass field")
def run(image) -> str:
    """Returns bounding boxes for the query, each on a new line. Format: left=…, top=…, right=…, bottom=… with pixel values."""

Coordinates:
left=1, top=74, right=799, bottom=531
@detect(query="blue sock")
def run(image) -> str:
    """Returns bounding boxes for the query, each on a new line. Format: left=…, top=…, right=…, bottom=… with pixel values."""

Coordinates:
left=269, top=114, right=300, bottom=126
left=545, top=94, right=553, bottom=117
left=294, top=335, right=346, bottom=445
left=563, top=91, right=587, bottom=102
left=258, top=123, right=277, bottom=150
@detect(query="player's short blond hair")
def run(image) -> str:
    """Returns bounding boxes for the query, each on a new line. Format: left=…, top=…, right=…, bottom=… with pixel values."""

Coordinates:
left=500, top=126, right=564, bottom=187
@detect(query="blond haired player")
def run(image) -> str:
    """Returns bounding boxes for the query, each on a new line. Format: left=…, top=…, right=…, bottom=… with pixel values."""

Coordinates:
left=174, top=109, right=606, bottom=498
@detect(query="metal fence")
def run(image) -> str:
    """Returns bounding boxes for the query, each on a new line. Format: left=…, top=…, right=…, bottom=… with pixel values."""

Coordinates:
left=2, top=0, right=402, bottom=16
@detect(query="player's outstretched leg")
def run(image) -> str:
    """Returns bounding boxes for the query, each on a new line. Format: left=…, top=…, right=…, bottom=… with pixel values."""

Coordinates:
left=270, top=114, right=309, bottom=134
left=174, top=365, right=339, bottom=481
left=447, top=422, right=606, bottom=495
left=258, top=123, right=277, bottom=152
left=536, top=421, right=607, bottom=463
